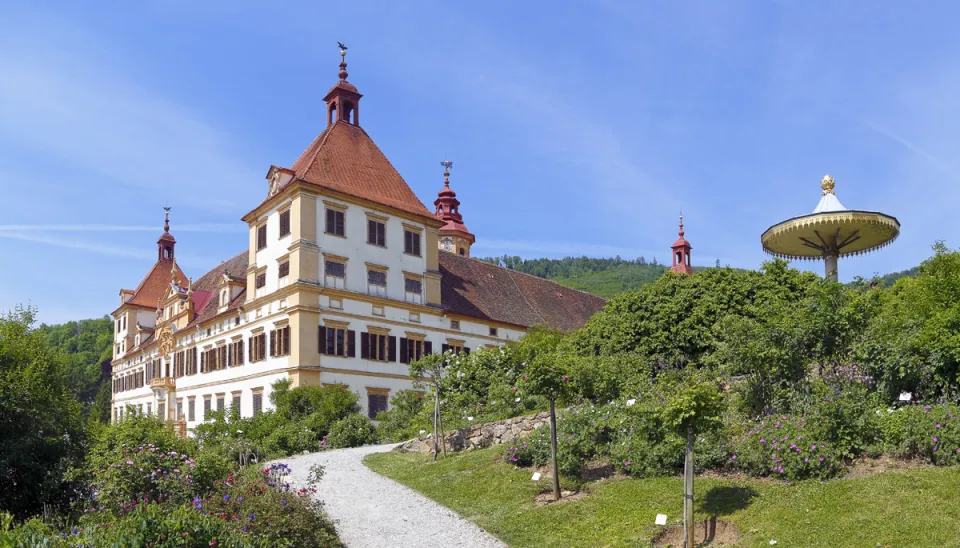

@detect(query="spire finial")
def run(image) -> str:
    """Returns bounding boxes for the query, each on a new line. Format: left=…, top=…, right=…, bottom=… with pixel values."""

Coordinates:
left=821, top=174, right=836, bottom=195
left=163, top=206, right=171, bottom=233
left=337, top=41, right=349, bottom=81
left=441, top=160, right=453, bottom=187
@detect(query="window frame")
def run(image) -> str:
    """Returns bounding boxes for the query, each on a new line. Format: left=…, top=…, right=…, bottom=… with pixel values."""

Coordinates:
left=325, top=208, right=346, bottom=237
left=367, top=219, right=386, bottom=247
left=403, top=229, right=422, bottom=257
left=278, top=209, right=291, bottom=238
left=256, top=224, right=267, bottom=250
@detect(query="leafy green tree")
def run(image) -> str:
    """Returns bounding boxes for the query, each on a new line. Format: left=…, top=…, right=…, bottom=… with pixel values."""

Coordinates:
left=513, top=327, right=574, bottom=500
left=857, top=242, right=960, bottom=400
left=0, top=306, right=85, bottom=518
left=37, top=317, right=113, bottom=409
left=409, top=353, right=448, bottom=460
left=660, top=372, right=724, bottom=548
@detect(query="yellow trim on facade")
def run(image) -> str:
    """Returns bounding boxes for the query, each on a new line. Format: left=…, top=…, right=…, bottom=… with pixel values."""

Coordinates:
left=322, top=199, right=349, bottom=211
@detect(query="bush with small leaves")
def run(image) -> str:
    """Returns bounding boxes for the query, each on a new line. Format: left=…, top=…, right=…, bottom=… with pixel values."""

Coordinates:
left=327, top=413, right=378, bottom=449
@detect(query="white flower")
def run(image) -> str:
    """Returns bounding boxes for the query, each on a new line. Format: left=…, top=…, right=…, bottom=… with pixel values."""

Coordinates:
left=515, top=397, right=521, bottom=403
left=236, top=430, right=243, bottom=434
left=626, top=399, right=636, bottom=407
left=419, top=430, right=426, bottom=435
left=468, top=416, right=474, bottom=421
left=770, top=541, right=778, bottom=546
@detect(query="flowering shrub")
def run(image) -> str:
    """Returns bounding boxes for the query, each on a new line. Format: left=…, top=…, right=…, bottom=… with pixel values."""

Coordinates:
left=730, top=414, right=845, bottom=480
left=198, top=463, right=340, bottom=547
left=86, top=443, right=199, bottom=514
left=878, top=403, right=960, bottom=464
left=326, top=413, right=378, bottom=448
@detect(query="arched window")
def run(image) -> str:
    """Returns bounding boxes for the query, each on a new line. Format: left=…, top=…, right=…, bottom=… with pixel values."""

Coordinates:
left=459, top=248, right=465, bottom=256
left=676, top=251, right=682, bottom=264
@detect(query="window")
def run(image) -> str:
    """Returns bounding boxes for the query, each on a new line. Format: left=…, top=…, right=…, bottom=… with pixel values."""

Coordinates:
left=367, top=219, right=386, bottom=246
left=232, top=394, right=241, bottom=416
left=228, top=340, right=244, bottom=366
left=405, top=277, right=423, bottom=304
left=367, top=269, right=387, bottom=297
left=403, top=230, right=421, bottom=256
left=368, top=392, right=388, bottom=419
left=249, top=333, right=267, bottom=362
left=320, top=326, right=355, bottom=357
left=216, top=395, right=224, bottom=412
left=255, top=272, right=266, bottom=289
left=158, top=402, right=165, bottom=420
left=400, top=338, right=431, bottom=364
left=253, top=391, right=263, bottom=416
left=257, top=224, right=267, bottom=250
left=147, top=403, right=152, bottom=416
left=270, top=326, right=291, bottom=357
left=203, top=397, right=211, bottom=420
left=278, top=261, right=290, bottom=279
left=361, top=332, right=395, bottom=362
left=489, top=327, right=498, bottom=337
left=188, top=399, right=195, bottom=421
left=325, top=260, right=346, bottom=289
left=325, top=208, right=345, bottom=236
left=450, top=319, right=460, bottom=330
left=279, top=209, right=291, bottom=237
left=176, top=399, right=183, bottom=421
left=186, top=348, right=198, bottom=375
left=442, top=342, right=471, bottom=355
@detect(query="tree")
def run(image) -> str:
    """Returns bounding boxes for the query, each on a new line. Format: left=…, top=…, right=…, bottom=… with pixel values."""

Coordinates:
left=513, top=326, right=570, bottom=501
left=409, top=353, right=448, bottom=460
left=0, top=306, right=85, bottom=518
left=660, top=372, right=723, bottom=548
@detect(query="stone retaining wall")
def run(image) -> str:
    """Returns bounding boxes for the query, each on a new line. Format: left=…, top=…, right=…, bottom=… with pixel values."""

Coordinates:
left=396, top=412, right=552, bottom=454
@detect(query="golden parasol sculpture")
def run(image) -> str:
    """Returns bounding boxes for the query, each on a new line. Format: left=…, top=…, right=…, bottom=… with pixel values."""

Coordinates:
left=761, top=175, right=900, bottom=282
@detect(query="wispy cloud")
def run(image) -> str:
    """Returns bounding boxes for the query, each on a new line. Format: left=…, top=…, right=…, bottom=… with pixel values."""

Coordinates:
left=0, top=232, right=210, bottom=269
left=0, top=13, right=260, bottom=212
left=0, top=224, right=245, bottom=233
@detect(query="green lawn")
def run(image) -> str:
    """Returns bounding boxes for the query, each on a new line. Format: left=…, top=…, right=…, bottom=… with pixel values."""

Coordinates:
left=365, top=447, right=960, bottom=547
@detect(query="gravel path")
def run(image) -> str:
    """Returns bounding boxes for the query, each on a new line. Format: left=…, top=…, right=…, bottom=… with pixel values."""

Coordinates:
left=284, top=444, right=506, bottom=548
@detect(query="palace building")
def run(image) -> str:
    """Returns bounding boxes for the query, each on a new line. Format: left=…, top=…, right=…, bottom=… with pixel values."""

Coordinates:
left=109, top=51, right=606, bottom=430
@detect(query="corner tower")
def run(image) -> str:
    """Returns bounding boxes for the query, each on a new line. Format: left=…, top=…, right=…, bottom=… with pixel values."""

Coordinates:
left=671, top=214, right=693, bottom=276
left=434, top=161, right=475, bottom=257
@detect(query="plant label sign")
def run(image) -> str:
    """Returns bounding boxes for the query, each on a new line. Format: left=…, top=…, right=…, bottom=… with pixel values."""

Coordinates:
left=531, top=472, right=541, bottom=481
left=655, top=514, right=668, bottom=526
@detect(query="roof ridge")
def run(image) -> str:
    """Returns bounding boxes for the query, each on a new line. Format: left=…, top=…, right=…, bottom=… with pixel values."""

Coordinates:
left=455, top=252, right=605, bottom=302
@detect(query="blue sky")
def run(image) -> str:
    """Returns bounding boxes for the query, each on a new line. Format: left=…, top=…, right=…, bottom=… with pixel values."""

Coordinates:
left=1, top=1, right=957, bottom=324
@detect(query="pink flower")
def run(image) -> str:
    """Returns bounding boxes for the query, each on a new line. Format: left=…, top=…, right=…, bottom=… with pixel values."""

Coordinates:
left=811, top=444, right=816, bottom=450
left=731, top=455, right=737, bottom=460
left=562, top=375, right=569, bottom=382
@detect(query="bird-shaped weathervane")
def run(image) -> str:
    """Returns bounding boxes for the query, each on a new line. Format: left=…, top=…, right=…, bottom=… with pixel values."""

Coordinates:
left=337, top=41, right=348, bottom=55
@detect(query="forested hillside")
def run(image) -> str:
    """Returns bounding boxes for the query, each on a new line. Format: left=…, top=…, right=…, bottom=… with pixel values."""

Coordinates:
left=37, top=317, right=113, bottom=420
left=479, top=255, right=707, bottom=297
left=481, top=254, right=921, bottom=297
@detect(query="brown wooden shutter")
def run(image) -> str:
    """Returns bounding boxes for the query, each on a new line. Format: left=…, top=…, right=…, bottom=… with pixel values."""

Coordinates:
left=270, top=330, right=276, bottom=357
left=326, top=209, right=335, bottom=233
left=283, top=327, right=290, bottom=355
left=360, top=332, right=370, bottom=359
left=388, top=336, right=397, bottom=362
left=248, top=337, right=254, bottom=362
left=463, top=347, right=471, bottom=355
left=347, top=330, right=356, bottom=357
left=399, top=338, right=408, bottom=364
left=424, top=341, right=433, bottom=355
left=318, top=327, right=326, bottom=354
left=441, top=343, right=450, bottom=354
left=335, top=211, right=344, bottom=235
left=367, top=220, right=374, bottom=244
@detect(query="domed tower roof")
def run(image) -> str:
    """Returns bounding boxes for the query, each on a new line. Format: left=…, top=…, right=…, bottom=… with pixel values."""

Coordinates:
left=671, top=213, right=693, bottom=276
left=433, top=161, right=475, bottom=240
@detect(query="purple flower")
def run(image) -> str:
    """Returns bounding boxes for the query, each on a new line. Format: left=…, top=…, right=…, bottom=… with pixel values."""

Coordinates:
left=223, top=495, right=230, bottom=502
left=936, top=424, right=942, bottom=429
left=624, top=461, right=632, bottom=467
left=731, top=455, right=737, bottom=460
left=819, top=457, right=824, bottom=462
left=933, top=437, right=939, bottom=442
left=760, top=438, right=766, bottom=444
left=281, top=499, right=288, bottom=506
left=811, top=444, right=817, bottom=450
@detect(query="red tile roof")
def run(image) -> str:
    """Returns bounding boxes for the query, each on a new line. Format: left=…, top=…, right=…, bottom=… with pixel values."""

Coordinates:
left=184, top=251, right=249, bottom=329
left=124, top=259, right=188, bottom=310
left=438, top=251, right=606, bottom=332
left=289, top=121, right=435, bottom=219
